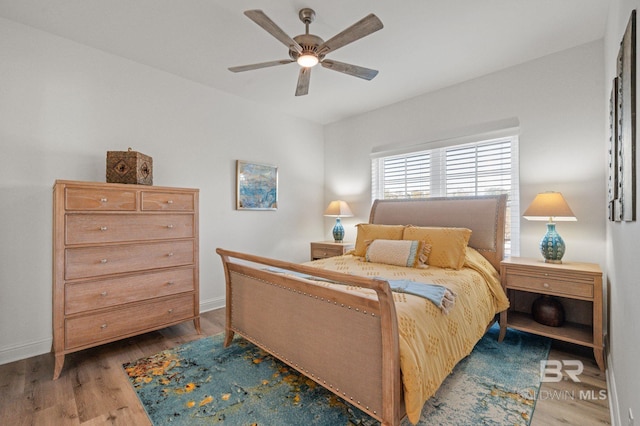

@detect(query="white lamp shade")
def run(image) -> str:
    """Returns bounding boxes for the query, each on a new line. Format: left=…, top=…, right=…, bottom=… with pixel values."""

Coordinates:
left=324, top=200, right=353, bottom=217
left=523, top=192, right=577, bottom=222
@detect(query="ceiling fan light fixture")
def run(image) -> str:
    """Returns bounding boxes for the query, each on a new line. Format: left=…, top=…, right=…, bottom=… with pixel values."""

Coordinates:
left=297, top=53, right=319, bottom=68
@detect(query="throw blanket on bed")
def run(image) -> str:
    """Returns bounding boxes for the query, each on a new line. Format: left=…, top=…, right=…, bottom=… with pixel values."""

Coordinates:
left=266, top=267, right=455, bottom=313
left=386, top=280, right=456, bottom=314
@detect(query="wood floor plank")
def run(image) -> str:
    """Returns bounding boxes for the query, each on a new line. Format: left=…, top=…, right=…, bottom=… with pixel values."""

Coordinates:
left=32, top=398, right=80, bottom=426
left=0, top=357, right=26, bottom=397
left=0, top=308, right=610, bottom=425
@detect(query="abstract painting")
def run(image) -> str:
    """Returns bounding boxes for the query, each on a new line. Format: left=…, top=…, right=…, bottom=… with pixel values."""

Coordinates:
left=236, top=160, right=278, bottom=210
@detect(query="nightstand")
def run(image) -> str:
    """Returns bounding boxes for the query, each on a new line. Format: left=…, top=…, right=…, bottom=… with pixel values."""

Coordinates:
left=310, top=241, right=354, bottom=260
left=498, top=257, right=604, bottom=371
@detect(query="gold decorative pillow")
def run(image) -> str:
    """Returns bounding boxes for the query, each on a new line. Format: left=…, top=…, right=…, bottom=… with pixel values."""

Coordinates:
left=353, top=224, right=405, bottom=257
left=365, top=239, right=431, bottom=268
left=402, top=226, right=472, bottom=270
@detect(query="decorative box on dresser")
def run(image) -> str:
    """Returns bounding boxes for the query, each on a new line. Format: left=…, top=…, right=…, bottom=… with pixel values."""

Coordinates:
left=52, top=180, right=200, bottom=379
left=498, top=257, right=604, bottom=371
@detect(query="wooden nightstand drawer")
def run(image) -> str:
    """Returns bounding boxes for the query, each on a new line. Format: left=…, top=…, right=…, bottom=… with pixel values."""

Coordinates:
left=506, top=274, right=593, bottom=299
left=312, top=246, right=343, bottom=258
left=310, top=241, right=354, bottom=260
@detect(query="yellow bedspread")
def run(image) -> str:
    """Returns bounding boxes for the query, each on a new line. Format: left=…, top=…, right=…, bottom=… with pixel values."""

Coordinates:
left=305, top=247, right=509, bottom=424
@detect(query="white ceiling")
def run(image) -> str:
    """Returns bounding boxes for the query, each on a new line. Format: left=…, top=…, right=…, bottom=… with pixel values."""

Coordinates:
left=0, top=0, right=610, bottom=124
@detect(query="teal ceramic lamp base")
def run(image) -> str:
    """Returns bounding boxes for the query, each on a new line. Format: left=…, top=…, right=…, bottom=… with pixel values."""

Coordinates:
left=332, top=217, right=345, bottom=242
left=540, top=222, right=565, bottom=264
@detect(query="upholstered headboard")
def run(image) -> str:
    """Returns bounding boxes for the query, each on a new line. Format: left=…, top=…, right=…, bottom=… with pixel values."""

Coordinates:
left=369, top=195, right=507, bottom=271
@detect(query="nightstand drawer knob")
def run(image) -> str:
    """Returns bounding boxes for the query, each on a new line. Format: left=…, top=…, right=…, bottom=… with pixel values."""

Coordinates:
left=100, top=226, right=108, bottom=231
left=543, top=282, right=550, bottom=288
left=100, top=291, right=108, bottom=297
left=100, top=259, right=108, bottom=264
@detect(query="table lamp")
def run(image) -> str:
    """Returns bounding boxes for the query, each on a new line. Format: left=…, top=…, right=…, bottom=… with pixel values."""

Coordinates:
left=523, top=191, right=576, bottom=263
left=323, top=200, right=353, bottom=242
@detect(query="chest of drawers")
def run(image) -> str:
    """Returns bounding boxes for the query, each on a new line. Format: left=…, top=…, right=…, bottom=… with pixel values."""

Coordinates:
left=52, top=180, right=200, bottom=379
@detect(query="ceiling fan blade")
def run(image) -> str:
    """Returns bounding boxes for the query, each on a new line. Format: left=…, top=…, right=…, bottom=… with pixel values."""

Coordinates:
left=321, top=59, right=379, bottom=80
left=244, top=10, right=302, bottom=53
left=317, top=13, right=383, bottom=56
left=228, top=59, right=294, bottom=73
left=295, top=67, right=311, bottom=96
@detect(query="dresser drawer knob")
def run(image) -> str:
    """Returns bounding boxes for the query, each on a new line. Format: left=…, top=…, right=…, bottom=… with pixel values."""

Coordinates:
left=100, top=198, right=108, bottom=203
left=100, top=323, right=108, bottom=329
left=168, top=309, right=174, bottom=314
left=167, top=200, right=174, bottom=205
left=543, top=282, right=550, bottom=288
left=167, top=224, right=174, bottom=229
left=100, top=259, right=108, bottom=264
left=100, top=291, right=108, bottom=297
left=167, top=252, right=174, bottom=257
left=167, top=281, right=175, bottom=285
left=100, top=226, right=108, bottom=231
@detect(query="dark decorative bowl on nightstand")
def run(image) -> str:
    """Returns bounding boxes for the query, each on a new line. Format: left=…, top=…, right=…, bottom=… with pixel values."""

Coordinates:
left=532, top=295, right=565, bottom=327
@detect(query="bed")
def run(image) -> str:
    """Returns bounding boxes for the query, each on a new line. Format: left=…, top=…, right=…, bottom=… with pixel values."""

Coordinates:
left=216, top=194, right=509, bottom=425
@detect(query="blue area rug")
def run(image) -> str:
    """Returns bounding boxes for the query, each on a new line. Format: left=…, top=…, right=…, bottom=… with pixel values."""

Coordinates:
left=123, top=324, right=550, bottom=425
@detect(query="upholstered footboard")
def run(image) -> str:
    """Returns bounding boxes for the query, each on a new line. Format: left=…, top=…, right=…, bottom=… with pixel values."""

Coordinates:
left=216, top=249, right=405, bottom=426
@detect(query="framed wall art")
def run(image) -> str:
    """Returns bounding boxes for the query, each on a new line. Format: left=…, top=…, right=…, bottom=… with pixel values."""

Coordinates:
left=614, top=9, right=636, bottom=222
left=609, top=77, right=621, bottom=221
left=236, top=160, right=278, bottom=210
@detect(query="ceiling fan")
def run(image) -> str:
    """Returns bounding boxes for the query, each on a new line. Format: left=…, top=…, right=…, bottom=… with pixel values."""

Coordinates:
left=229, top=8, right=383, bottom=96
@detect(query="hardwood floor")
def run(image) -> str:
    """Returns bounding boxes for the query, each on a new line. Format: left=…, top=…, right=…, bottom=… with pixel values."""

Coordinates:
left=0, top=309, right=610, bottom=425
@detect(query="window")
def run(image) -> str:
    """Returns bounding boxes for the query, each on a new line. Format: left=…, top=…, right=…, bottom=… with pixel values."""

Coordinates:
left=371, top=136, right=519, bottom=256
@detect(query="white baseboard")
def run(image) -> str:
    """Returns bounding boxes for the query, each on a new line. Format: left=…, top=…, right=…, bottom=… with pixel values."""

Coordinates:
left=607, top=351, right=620, bottom=426
left=200, top=295, right=225, bottom=313
left=0, top=337, right=52, bottom=366
left=0, top=298, right=227, bottom=366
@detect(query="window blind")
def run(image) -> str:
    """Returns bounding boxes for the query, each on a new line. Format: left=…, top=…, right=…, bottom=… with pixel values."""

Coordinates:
left=372, top=136, right=519, bottom=256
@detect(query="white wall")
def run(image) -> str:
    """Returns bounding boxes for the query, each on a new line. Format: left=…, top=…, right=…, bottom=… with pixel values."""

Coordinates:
left=605, top=2, right=640, bottom=425
left=324, top=41, right=606, bottom=268
left=0, top=18, right=325, bottom=364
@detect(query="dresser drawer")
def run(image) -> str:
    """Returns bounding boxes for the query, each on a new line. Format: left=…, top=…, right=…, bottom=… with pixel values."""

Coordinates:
left=65, top=293, right=195, bottom=349
left=506, top=273, right=593, bottom=299
left=142, top=191, right=195, bottom=211
left=66, top=214, right=194, bottom=244
left=65, top=240, right=194, bottom=280
left=65, top=268, right=195, bottom=315
left=65, top=187, right=137, bottom=211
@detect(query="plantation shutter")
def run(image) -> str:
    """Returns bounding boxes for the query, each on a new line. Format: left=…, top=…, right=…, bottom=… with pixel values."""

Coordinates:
left=371, top=136, right=519, bottom=256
